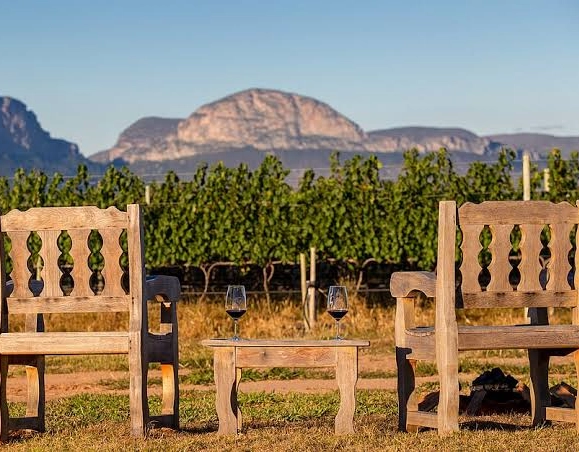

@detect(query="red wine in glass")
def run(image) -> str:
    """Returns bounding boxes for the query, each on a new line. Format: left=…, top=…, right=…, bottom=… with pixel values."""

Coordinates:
left=226, top=309, right=247, bottom=320
left=327, top=286, right=348, bottom=340
left=327, top=309, right=348, bottom=321
left=225, top=285, right=247, bottom=340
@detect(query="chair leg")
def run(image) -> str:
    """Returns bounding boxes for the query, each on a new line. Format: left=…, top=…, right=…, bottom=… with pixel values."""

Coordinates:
left=129, top=333, right=149, bottom=437
left=528, top=349, right=550, bottom=427
left=436, top=348, right=459, bottom=435
left=396, top=347, right=417, bottom=432
left=159, top=301, right=179, bottom=430
left=25, top=355, right=45, bottom=432
left=574, top=351, right=579, bottom=432
left=0, top=357, right=8, bottom=442
left=160, top=362, right=179, bottom=429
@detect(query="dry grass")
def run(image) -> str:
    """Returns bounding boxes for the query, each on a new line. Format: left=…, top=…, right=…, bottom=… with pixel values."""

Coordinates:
left=3, top=390, right=579, bottom=451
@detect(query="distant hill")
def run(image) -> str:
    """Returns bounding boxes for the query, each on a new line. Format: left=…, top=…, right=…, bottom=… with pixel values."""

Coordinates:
left=0, top=96, right=103, bottom=175
left=486, top=133, right=579, bottom=157
left=366, top=127, right=502, bottom=155
left=2, top=90, right=578, bottom=179
left=91, top=116, right=181, bottom=164
left=92, top=89, right=512, bottom=177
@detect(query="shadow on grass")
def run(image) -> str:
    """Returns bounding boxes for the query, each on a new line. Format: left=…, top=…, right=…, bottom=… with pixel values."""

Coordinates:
left=460, top=420, right=530, bottom=432
left=6, top=429, right=46, bottom=445
left=176, top=423, right=219, bottom=435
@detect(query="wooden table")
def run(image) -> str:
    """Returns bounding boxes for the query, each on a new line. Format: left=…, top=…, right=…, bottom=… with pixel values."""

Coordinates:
left=201, top=339, right=370, bottom=435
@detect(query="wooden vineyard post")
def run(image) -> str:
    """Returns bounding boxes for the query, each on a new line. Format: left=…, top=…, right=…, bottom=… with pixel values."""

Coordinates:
left=145, top=185, right=151, bottom=205
left=543, top=169, right=550, bottom=193
left=308, top=247, right=317, bottom=329
left=300, top=253, right=309, bottom=330
left=523, top=152, right=530, bottom=321
left=523, top=153, right=531, bottom=202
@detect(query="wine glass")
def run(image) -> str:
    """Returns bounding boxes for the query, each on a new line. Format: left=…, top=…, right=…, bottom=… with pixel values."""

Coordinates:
left=327, top=286, right=348, bottom=340
left=225, top=285, right=247, bottom=341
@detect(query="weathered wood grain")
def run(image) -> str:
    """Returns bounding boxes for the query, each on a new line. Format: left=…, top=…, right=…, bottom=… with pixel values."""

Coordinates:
left=399, top=200, right=579, bottom=435
left=462, top=291, right=576, bottom=308
left=518, top=224, right=544, bottom=292
left=68, top=229, right=93, bottom=297
left=127, top=204, right=149, bottom=437
left=201, top=339, right=369, bottom=347
left=214, top=347, right=238, bottom=434
left=100, top=228, right=124, bottom=297
left=37, top=230, right=62, bottom=297
left=406, top=411, right=438, bottom=429
left=7, top=231, right=33, bottom=299
left=1, top=206, right=127, bottom=231
left=435, top=201, right=460, bottom=435
left=459, top=224, right=484, bottom=293
left=486, top=224, right=513, bottom=292
left=390, top=271, right=436, bottom=298
left=546, top=406, right=576, bottom=423
left=236, top=346, right=336, bottom=368
left=0, top=204, right=180, bottom=439
left=335, top=347, right=357, bottom=434
left=460, top=201, right=578, bottom=225
left=546, top=223, right=574, bottom=291
left=204, top=340, right=368, bottom=435
left=404, top=324, right=579, bottom=351
left=6, top=296, right=129, bottom=314
left=0, top=332, right=129, bottom=354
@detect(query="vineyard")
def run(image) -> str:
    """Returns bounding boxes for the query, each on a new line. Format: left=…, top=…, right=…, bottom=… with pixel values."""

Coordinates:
left=1, top=148, right=578, bottom=296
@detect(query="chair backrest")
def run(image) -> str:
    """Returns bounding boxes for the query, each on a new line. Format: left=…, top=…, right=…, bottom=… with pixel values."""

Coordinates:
left=438, top=200, right=579, bottom=309
left=0, top=204, right=145, bottom=330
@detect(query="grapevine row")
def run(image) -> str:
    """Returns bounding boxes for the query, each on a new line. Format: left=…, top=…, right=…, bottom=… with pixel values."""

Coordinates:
left=0, top=149, right=577, bottom=272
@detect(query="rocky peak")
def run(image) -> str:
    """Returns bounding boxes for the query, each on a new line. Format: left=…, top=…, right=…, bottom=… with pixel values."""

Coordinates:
left=175, top=88, right=367, bottom=151
left=91, top=116, right=181, bottom=163
left=366, top=127, right=497, bottom=155
left=0, top=96, right=101, bottom=174
left=1, top=97, right=50, bottom=150
left=95, top=88, right=370, bottom=164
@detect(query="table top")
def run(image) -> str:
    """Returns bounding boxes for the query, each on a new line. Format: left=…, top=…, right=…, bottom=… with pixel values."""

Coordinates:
left=201, top=338, right=370, bottom=348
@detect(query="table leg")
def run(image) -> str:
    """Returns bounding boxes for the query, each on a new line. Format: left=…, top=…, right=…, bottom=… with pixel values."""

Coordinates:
left=236, top=367, right=243, bottom=431
left=214, top=347, right=238, bottom=434
left=335, top=347, right=357, bottom=434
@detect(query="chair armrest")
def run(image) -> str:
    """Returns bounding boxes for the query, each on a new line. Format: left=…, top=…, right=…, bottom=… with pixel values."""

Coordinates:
left=390, top=271, right=436, bottom=298
left=145, top=275, right=181, bottom=302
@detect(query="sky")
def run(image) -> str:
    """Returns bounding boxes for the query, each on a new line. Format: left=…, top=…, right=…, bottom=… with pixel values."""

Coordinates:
left=1, top=0, right=578, bottom=157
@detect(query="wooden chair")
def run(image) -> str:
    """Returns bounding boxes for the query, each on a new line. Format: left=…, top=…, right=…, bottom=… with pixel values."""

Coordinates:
left=391, top=200, right=579, bottom=435
left=0, top=204, right=180, bottom=440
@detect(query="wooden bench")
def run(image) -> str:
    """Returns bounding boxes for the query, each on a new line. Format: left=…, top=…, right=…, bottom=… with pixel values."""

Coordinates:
left=0, top=205, right=180, bottom=439
left=391, top=200, right=579, bottom=435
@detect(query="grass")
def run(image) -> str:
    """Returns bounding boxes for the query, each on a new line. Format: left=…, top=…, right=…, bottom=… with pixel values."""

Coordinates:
left=4, top=290, right=579, bottom=450
left=4, top=390, right=579, bottom=451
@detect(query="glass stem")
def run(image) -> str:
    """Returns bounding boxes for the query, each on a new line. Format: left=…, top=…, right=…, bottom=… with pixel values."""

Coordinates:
left=335, top=319, right=340, bottom=340
left=234, top=319, right=239, bottom=340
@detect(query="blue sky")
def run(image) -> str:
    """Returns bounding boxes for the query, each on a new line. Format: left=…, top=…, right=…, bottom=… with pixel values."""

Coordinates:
left=2, top=0, right=578, bottom=156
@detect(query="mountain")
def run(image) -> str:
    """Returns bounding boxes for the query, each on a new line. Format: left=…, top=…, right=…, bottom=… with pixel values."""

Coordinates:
left=93, top=89, right=369, bottom=165
left=485, top=133, right=579, bottom=158
left=0, top=96, right=103, bottom=174
left=3, top=90, right=579, bottom=179
left=366, top=127, right=501, bottom=155
left=91, top=116, right=181, bottom=164
left=93, top=89, right=510, bottom=175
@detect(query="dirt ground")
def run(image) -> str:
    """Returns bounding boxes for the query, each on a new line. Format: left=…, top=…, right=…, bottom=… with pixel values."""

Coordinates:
left=3, top=352, right=472, bottom=402
left=5, top=349, right=576, bottom=404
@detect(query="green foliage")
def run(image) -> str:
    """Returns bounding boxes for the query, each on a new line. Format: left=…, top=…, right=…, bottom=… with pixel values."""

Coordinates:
left=1, top=148, right=577, bottom=272
left=539, top=149, right=579, bottom=202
